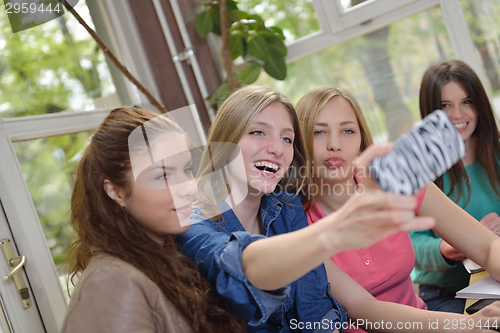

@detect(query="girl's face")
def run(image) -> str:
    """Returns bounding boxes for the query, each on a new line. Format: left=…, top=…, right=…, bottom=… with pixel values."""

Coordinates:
left=441, top=80, right=478, bottom=144
left=125, top=133, right=197, bottom=244
left=313, top=97, right=362, bottom=184
left=235, top=103, right=295, bottom=196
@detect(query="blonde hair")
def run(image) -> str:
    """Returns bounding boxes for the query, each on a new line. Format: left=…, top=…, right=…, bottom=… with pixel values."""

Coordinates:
left=295, top=87, right=373, bottom=209
left=196, top=85, right=309, bottom=220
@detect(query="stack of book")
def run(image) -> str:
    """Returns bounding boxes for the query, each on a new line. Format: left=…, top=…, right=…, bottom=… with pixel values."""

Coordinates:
left=456, top=275, right=500, bottom=299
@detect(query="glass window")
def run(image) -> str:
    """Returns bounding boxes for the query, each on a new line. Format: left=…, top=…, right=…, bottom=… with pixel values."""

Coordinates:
left=236, top=0, right=320, bottom=42
left=0, top=0, right=119, bottom=118
left=460, top=0, right=500, bottom=102
left=13, top=130, right=93, bottom=296
left=255, top=5, right=454, bottom=142
left=339, top=0, right=377, bottom=11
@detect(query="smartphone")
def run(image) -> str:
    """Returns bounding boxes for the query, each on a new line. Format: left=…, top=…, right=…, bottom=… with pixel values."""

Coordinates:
left=370, top=110, right=465, bottom=195
left=465, top=298, right=500, bottom=314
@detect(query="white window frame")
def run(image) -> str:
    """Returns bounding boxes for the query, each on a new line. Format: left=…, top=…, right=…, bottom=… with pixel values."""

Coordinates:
left=0, top=110, right=112, bottom=332
left=0, top=0, right=160, bottom=330
left=285, top=0, right=487, bottom=87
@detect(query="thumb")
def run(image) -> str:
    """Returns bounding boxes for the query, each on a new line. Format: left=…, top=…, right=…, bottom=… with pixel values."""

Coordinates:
left=354, top=143, right=394, bottom=190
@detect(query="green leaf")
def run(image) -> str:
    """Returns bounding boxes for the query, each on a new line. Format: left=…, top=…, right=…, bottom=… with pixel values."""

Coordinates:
left=229, top=35, right=243, bottom=60
left=209, top=7, right=221, bottom=35
left=256, top=27, right=278, bottom=39
left=227, top=10, right=249, bottom=22
left=239, top=66, right=261, bottom=85
left=270, top=26, right=286, bottom=40
left=241, top=37, right=248, bottom=57
left=208, top=81, right=231, bottom=108
left=247, top=35, right=269, bottom=62
left=196, top=11, right=213, bottom=38
left=247, top=20, right=262, bottom=31
left=188, top=9, right=197, bottom=22
left=264, top=54, right=287, bottom=80
left=265, top=36, right=287, bottom=57
left=187, top=2, right=199, bottom=22
left=247, top=14, right=265, bottom=26
left=230, top=21, right=245, bottom=33
left=243, top=53, right=265, bottom=67
left=226, top=0, right=238, bottom=11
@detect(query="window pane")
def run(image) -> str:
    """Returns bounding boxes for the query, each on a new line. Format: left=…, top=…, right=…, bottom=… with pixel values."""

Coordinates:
left=339, top=0, right=376, bottom=11
left=460, top=0, right=500, bottom=101
left=13, top=130, right=93, bottom=298
left=256, top=5, right=454, bottom=142
left=237, top=0, right=320, bottom=42
left=0, top=1, right=119, bottom=118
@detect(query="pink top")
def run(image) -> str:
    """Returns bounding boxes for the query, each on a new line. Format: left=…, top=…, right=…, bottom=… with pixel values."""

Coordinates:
left=306, top=184, right=428, bottom=333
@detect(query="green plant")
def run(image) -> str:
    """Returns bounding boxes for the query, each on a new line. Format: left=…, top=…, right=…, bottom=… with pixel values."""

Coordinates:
left=190, top=0, right=288, bottom=107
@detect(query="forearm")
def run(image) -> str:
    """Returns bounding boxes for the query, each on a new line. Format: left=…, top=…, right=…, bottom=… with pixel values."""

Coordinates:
left=484, top=239, right=500, bottom=282
left=243, top=189, right=433, bottom=291
left=351, top=300, right=481, bottom=333
left=242, top=221, right=332, bottom=290
left=325, top=260, right=495, bottom=333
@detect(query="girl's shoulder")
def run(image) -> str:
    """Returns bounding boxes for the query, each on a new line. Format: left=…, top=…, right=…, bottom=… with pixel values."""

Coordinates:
left=81, top=253, right=149, bottom=284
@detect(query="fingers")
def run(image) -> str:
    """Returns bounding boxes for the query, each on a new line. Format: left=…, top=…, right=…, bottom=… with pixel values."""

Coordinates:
left=402, top=216, right=436, bottom=231
left=473, top=301, right=500, bottom=330
left=480, top=212, right=500, bottom=233
left=477, top=300, right=500, bottom=316
left=440, top=240, right=466, bottom=261
left=355, top=210, right=435, bottom=231
left=353, top=143, right=393, bottom=190
left=482, top=212, right=499, bottom=220
left=349, top=190, right=418, bottom=212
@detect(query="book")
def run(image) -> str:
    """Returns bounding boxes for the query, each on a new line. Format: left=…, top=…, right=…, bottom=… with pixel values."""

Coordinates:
left=456, top=275, right=500, bottom=299
left=462, top=258, right=485, bottom=274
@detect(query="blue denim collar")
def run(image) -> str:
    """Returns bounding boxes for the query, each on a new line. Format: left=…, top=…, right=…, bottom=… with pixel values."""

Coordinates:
left=215, top=193, right=284, bottom=235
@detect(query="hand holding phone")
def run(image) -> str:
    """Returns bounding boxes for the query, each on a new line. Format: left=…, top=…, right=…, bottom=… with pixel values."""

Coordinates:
left=370, top=110, right=465, bottom=195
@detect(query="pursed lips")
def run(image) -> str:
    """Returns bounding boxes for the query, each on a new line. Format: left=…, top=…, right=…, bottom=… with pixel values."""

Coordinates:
left=326, top=156, right=345, bottom=167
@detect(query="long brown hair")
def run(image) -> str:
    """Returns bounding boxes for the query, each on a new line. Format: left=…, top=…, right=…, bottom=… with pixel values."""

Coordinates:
left=419, top=59, right=500, bottom=204
left=196, top=85, right=310, bottom=220
left=66, top=107, right=245, bottom=333
left=296, top=86, right=373, bottom=210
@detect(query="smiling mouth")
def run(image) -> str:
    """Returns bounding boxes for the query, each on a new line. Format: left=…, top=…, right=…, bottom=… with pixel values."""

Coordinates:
left=253, top=161, right=279, bottom=174
left=454, top=122, right=467, bottom=129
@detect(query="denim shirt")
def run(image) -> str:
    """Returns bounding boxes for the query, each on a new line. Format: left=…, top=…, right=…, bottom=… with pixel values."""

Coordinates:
left=176, top=191, right=347, bottom=333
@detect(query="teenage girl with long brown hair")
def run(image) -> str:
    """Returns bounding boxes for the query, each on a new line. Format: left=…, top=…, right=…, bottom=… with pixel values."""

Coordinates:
left=412, top=59, right=500, bottom=313
left=61, top=107, right=245, bottom=333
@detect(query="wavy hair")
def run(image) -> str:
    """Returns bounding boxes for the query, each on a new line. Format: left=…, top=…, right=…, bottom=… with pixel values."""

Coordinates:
left=66, top=107, right=245, bottom=333
left=295, top=86, right=373, bottom=210
left=196, top=85, right=309, bottom=220
left=419, top=59, right=500, bottom=204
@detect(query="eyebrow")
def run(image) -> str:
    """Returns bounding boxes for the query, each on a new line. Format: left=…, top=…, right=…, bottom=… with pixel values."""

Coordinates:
left=149, top=159, right=192, bottom=171
left=315, top=121, right=358, bottom=127
left=442, top=96, right=472, bottom=101
left=151, top=165, right=175, bottom=171
left=252, top=121, right=294, bottom=133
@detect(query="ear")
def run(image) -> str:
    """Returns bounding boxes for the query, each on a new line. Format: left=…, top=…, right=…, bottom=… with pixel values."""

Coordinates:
left=103, top=179, right=127, bottom=207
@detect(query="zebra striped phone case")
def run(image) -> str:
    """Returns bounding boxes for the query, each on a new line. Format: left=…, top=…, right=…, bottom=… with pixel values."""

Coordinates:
left=370, top=110, right=465, bottom=195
